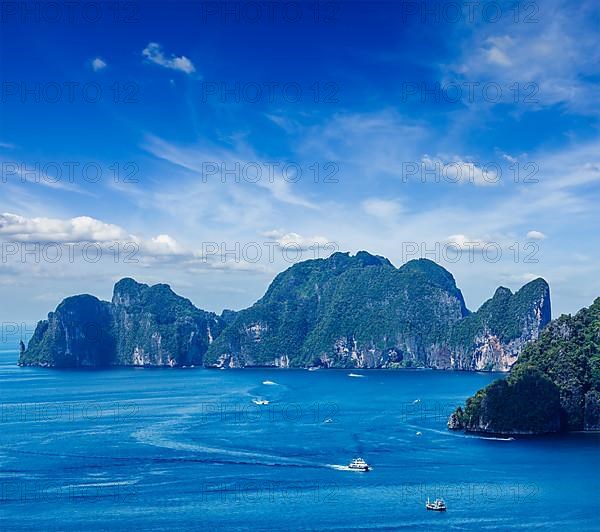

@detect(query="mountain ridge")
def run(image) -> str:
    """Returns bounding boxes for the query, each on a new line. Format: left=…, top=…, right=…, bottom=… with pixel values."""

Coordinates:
left=19, top=252, right=551, bottom=370
left=448, top=297, right=600, bottom=434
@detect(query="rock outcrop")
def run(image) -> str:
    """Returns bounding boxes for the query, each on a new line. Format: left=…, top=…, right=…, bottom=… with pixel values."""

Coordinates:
left=20, top=279, right=224, bottom=368
left=19, top=252, right=552, bottom=370
left=449, top=297, right=600, bottom=434
left=205, top=252, right=550, bottom=370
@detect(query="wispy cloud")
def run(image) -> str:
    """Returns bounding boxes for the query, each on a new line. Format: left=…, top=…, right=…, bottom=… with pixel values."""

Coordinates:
left=142, top=42, right=195, bottom=74
left=91, top=57, right=107, bottom=71
left=141, top=134, right=318, bottom=210
left=448, top=0, right=600, bottom=114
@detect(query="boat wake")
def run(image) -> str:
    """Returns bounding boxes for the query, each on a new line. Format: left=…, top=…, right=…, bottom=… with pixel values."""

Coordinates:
left=327, top=464, right=373, bottom=472
left=252, top=398, right=270, bottom=405
left=5, top=445, right=329, bottom=470
left=475, top=436, right=515, bottom=441
left=328, top=464, right=353, bottom=471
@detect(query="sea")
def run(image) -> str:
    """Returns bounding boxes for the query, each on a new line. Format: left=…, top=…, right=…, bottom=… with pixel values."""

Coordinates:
left=1, top=349, right=598, bottom=531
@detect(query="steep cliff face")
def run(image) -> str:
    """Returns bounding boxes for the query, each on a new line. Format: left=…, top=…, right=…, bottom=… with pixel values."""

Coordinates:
left=449, top=297, right=600, bottom=434
left=440, top=279, right=551, bottom=371
left=20, top=279, right=224, bottom=368
left=19, top=295, right=115, bottom=368
left=20, top=253, right=552, bottom=370
left=111, top=278, right=224, bottom=366
left=205, top=252, right=550, bottom=370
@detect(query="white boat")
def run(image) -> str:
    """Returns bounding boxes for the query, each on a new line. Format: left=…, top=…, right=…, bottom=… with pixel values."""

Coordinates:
left=308, top=367, right=319, bottom=371
left=425, top=498, right=446, bottom=511
left=348, top=457, right=370, bottom=471
left=252, top=399, right=269, bottom=405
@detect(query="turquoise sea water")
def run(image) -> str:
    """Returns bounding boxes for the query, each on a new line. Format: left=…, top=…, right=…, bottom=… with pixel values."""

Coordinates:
left=1, top=350, right=598, bottom=531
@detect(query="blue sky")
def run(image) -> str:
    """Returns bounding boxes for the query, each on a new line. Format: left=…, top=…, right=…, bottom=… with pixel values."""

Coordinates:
left=0, top=0, right=599, bottom=324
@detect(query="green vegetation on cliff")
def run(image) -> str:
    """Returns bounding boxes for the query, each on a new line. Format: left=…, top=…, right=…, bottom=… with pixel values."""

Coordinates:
left=449, top=297, right=600, bottom=433
left=20, top=279, right=224, bottom=368
left=205, top=252, right=550, bottom=370
left=451, top=279, right=550, bottom=348
left=19, top=252, right=552, bottom=370
left=111, top=278, right=225, bottom=366
left=23, top=295, right=114, bottom=368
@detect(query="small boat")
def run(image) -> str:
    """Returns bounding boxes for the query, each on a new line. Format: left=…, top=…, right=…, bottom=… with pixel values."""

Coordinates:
left=324, top=418, right=333, bottom=424
left=348, top=457, right=370, bottom=471
left=416, top=431, right=422, bottom=436
left=252, top=399, right=269, bottom=405
left=308, top=367, right=319, bottom=371
left=426, top=498, right=446, bottom=511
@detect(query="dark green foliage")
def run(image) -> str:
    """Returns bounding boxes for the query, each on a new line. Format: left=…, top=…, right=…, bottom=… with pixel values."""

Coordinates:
left=206, top=254, right=469, bottom=367
left=206, top=252, right=550, bottom=368
left=21, top=279, right=224, bottom=367
left=451, top=298, right=600, bottom=433
left=111, top=279, right=225, bottom=366
left=20, top=252, right=552, bottom=371
left=451, top=279, right=551, bottom=347
left=20, top=295, right=115, bottom=368
left=460, top=366, right=561, bottom=433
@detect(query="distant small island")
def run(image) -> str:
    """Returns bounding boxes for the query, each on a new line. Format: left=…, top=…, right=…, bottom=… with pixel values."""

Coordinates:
left=19, top=251, right=551, bottom=371
left=448, top=297, right=600, bottom=434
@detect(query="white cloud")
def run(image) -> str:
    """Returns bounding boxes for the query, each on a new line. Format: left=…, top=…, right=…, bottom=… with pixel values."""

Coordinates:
left=450, top=0, right=600, bottom=113
left=138, top=234, right=185, bottom=256
left=142, top=43, right=195, bottom=74
left=0, top=213, right=189, bottom=262
left=0, top=212, right=128, bottom=243
left=486, top=46, right=512, bottom=67
left=361, top=198, right=403, bottom=220
left=501, top=153, right=518, bottom=164
left=445, top=234, right=490, bottom=251
left=420, top=154, right=499, bottom=187
left=91, top=57, right=107, bottom=71
left=298, top=110, right=428, bottom=185
left=141, top=134, right=317, bottom=211
left=527, top=230, right=546, bottom=240
left=0, top=161, right=95, bottom=196
left=261, top=230, right=330, bottom=250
